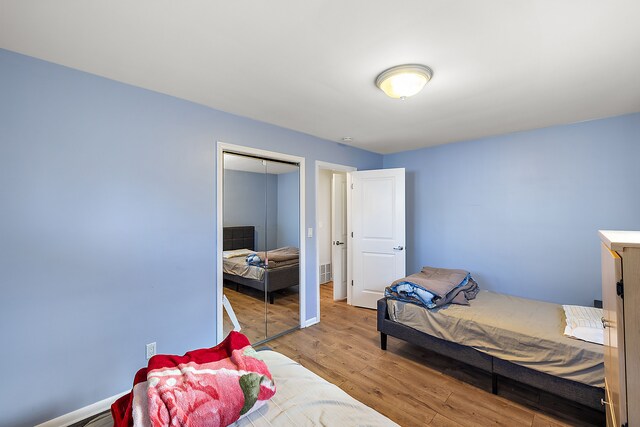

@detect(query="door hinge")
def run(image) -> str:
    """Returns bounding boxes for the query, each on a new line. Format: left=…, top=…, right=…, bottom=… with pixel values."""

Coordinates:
left=351, top=280, right=354, bottom=287
left=617, top=280, right=624, bottom=299
left=351, top=231, right=353, bottom=237
left=351, top=183, right=354, bottom=189
left=621, top=423, right=628, bottom=427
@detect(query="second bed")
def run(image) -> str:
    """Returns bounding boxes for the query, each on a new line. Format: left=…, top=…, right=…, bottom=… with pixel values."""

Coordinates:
left=378, top=290, right=604, bottom=410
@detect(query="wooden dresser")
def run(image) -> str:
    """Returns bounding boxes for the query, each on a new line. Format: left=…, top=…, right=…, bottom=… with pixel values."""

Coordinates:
left=600, top=230, right=640, bottom=427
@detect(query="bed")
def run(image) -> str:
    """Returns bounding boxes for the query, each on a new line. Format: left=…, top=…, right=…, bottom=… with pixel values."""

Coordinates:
left=223, top=226, right=299, bottom=304
left=377, top=290, right=605, bottom=411
left=84, top=350, right=398, bottom=427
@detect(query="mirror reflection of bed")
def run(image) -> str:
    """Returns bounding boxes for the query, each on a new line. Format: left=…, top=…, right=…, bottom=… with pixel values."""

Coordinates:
left=221, top=153, right=300, bottom=344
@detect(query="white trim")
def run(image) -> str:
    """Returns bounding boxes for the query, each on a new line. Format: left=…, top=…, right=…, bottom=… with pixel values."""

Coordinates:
left=216, top=142, right=306, bottom=343
left=302, top=317, right=319, bottom=328
left=314, top=161, right=357, bottom=320
left=35, top=391, right=128, bottom=427
left=346, top=172, right=353, bottom=305
left=216, top=143, right=224, bottom=343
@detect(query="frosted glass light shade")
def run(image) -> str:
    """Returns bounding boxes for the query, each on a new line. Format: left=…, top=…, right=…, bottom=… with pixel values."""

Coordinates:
left=375, top=64, right=433, bottom=99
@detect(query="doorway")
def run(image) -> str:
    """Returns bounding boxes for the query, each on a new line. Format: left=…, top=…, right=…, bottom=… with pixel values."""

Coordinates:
left=315, top=161, right=356, bottom=316
left=216, top=142, right=306, bottom=345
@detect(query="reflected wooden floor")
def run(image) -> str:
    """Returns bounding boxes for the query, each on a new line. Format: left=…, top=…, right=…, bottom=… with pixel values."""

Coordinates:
left=265, top=283, right=604, bottom=427
left=222, top=282, right=299, bottom=344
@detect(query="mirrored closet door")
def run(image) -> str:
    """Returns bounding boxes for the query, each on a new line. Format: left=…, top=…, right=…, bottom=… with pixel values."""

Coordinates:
left=264, top=159, right=299, bottom=338
left=222, top=152, right=300, bottom=344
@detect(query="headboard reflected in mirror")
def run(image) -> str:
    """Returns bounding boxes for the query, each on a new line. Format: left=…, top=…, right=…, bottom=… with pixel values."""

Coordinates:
left=223, top=226, right=255, bottom=251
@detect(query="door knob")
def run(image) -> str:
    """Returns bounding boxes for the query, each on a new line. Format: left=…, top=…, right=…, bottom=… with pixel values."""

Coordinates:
left=336, top=241, right=345, bottom=245
left=601, top=317, right=609, bottom=328
left=393, top=246, right=404, bottom=251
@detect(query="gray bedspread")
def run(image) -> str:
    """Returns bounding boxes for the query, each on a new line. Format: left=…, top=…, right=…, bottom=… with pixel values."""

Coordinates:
left=387, top=290, right=604, bottom=387
left=224, top=256, right=298, bottom=281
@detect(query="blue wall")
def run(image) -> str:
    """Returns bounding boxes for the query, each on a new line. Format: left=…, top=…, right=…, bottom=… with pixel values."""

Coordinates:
left=0, top=49, right=382, bottom=426
left=384, top=113, right=640, bottom=306
left=223, top=169, right=278, bottom=251
left=277, top=171, right=300, bottom=248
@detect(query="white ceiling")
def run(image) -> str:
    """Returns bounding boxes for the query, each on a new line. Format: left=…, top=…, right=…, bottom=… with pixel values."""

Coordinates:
left=1, top=1, right=639, bottom=154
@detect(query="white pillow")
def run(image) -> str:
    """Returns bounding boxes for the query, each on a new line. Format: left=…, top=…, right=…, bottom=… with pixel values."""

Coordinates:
left=223, top=249, right=255, bottom=259
left=562, top=304, right=603, bottom=345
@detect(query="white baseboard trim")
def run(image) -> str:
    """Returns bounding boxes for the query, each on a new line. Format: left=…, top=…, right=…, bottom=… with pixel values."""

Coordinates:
left=35, top=390, right=129, bottom=427
left=302, top=317, right=319, bottom=328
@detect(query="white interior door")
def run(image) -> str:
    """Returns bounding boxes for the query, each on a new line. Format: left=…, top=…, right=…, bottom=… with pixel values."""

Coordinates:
left=350, top=168, right=405, bottom=309
left=331, top=173, right=347, bottom=300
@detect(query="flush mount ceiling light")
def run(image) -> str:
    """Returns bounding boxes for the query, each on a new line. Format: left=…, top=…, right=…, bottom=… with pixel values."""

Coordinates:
left=375, top=64, right=433, bottom=100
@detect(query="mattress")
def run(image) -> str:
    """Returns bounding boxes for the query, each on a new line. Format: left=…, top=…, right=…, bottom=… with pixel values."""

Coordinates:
left=387, top=290, right=604, bottom=388
left=85, top=350, right=397, bottom=427
left=223, top=255, right=265, bottom=281
left=223, top=252, right=299, bottom=281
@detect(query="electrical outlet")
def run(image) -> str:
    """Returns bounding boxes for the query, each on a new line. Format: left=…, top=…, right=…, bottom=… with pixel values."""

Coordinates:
left=146, top=342, right=156, bottom=360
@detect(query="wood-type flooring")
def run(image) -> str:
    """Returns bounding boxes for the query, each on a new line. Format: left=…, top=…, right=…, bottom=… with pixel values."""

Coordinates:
left=222, top=281, right=299, bottom=344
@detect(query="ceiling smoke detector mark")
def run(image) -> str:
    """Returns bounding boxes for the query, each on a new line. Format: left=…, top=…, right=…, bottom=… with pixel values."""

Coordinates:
left=341, top=137, right=353, bottom=142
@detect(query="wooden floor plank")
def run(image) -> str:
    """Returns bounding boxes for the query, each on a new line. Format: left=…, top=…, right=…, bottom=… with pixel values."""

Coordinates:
left=532, top=414, right=570, bottom=427
left=440, top=390, right=534, bottom=427
left=429, top=413, right=466, bottom=427
left=340, top=380, right=436, bottom=426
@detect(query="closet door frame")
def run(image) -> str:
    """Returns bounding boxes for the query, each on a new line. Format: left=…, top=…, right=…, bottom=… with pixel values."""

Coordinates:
left=215, top=141, right=306, bottom=344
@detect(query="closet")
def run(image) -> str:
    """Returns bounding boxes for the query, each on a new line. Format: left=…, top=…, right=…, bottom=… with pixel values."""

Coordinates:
left=599, top=230, right=640, bottom=427
left=221, top=152, right=300, bottom=344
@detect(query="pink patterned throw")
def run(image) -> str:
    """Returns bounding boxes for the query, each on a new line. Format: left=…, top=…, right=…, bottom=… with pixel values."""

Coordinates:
left=112, top=332, right=276, bottom=427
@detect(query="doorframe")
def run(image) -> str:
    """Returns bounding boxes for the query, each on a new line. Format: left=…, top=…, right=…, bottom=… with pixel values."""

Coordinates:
left=314, top=161, right=357, bottom=320
left=216, top=142, right=306, bottom=344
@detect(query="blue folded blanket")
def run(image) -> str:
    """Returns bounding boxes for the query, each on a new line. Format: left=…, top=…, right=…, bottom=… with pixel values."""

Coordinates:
left=246, top=253, right=264, bottom=267
left=385, top=282, right=437, bottom=308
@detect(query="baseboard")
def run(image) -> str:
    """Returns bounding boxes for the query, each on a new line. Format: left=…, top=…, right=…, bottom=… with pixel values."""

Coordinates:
left=35, top=390, right=128, bottom=427
left=302, top=317, right=319, bottom=328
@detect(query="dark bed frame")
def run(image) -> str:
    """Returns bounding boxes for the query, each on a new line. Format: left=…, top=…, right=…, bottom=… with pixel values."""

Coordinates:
left=223, top=226, right=299, bottom=304
left=377, top=298, right=605, bottom=412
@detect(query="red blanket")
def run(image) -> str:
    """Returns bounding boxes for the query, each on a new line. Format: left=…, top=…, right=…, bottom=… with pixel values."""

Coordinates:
left=112, top=332, right=275, bottom=427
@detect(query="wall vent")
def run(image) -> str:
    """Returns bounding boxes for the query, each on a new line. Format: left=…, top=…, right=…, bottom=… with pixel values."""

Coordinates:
left=320, top=263, right=332, bottom=284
